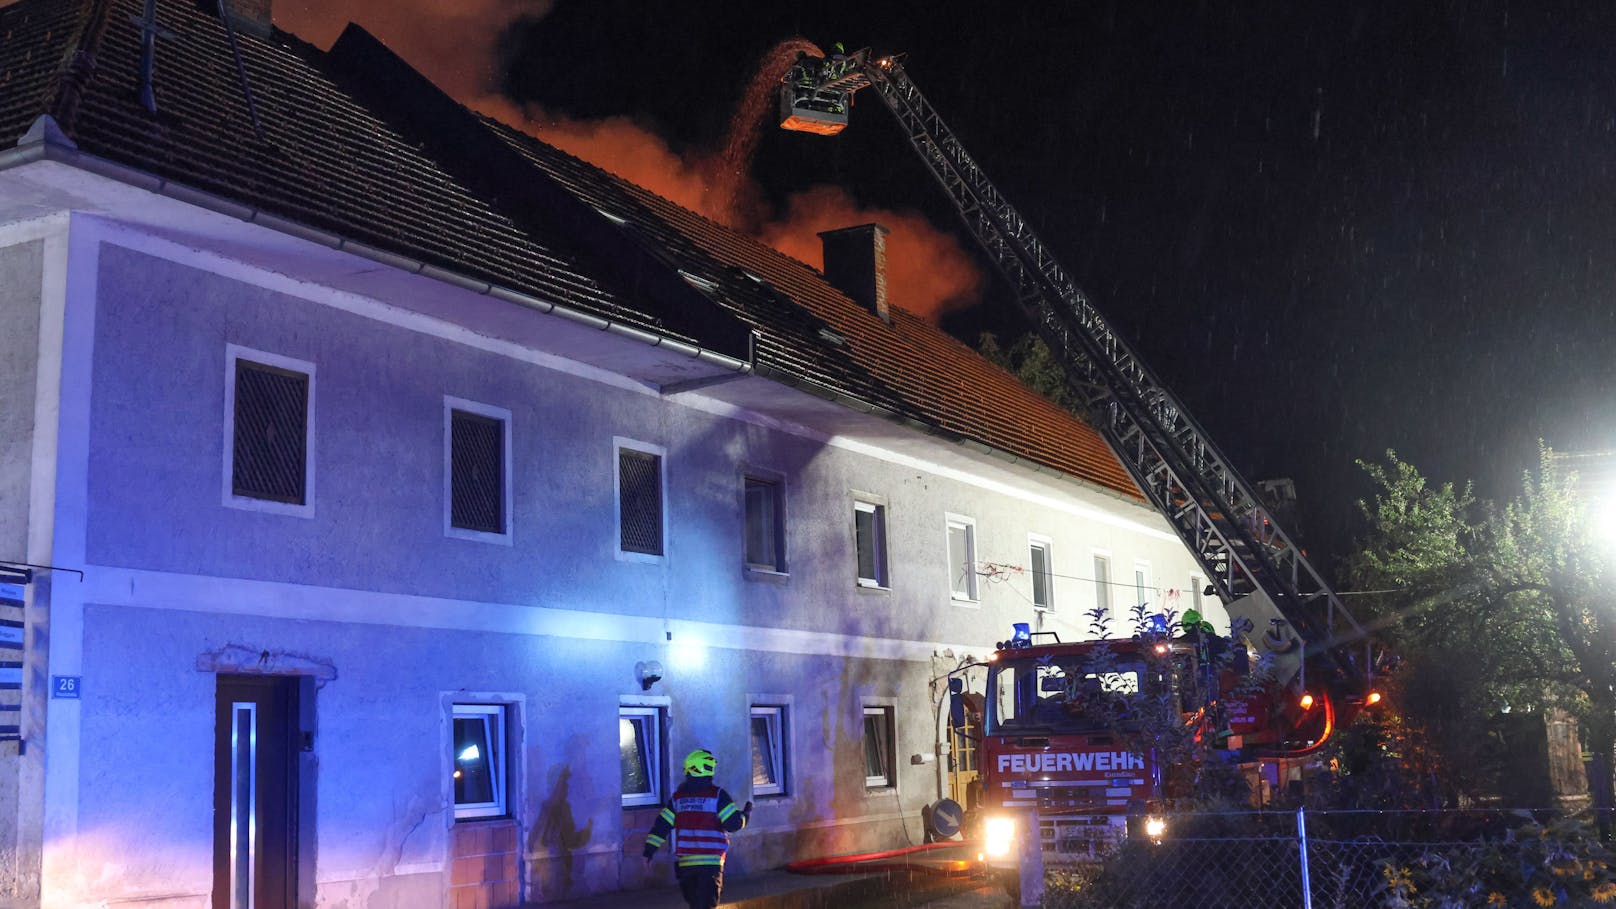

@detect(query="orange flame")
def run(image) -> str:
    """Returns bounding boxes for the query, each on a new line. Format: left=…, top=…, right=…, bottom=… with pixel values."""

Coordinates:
left=275, top=8, right=984, bottom=322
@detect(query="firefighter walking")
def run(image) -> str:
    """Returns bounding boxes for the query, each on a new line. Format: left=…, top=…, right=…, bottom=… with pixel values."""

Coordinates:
left=643, top=749, right=752, bottom=909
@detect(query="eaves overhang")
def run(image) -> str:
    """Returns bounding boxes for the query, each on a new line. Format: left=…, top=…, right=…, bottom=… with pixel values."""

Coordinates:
left=741, top=361, right=1147, bottom=508
left=0, top=115, right=754, bottom=385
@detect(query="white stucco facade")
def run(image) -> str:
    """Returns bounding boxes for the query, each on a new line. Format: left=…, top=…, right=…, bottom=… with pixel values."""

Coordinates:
left=0, top=161, right=1218, bottom=908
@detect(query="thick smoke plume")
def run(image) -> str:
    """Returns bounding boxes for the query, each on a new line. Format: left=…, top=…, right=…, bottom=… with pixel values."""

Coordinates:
left=759, top=187, right=983, bottom=319
left=274, top=4, right=982, bottom=321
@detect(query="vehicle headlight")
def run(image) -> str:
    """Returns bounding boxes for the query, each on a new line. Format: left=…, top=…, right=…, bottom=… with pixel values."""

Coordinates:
left=1144, top=816, right=1167, bottom=840
left=984, top=816, right=1016, bottom=858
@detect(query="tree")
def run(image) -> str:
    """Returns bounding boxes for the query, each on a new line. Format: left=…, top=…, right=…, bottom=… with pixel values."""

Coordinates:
left=978, top=332, right=1086, bottom=416
left=1347, top=447, right=1615, bottom=825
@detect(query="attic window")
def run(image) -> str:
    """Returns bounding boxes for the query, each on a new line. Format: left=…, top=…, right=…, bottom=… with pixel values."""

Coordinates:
left=736, top=268, right=774, bottom=290
left=818, top=328, right=847, bottom=347
left=678, top=270, right=720, bottom=293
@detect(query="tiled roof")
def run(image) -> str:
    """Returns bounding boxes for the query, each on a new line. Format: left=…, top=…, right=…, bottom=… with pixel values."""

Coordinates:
left=0, top=0, right=680, bottom=341
left=472, top=116, right=1138, bottom=497
left=0, top=0, right=1142, bottom=501
left=0, top=0, right=86, bottom=147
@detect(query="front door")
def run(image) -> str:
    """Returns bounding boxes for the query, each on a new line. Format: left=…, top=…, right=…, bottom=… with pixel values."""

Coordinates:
left=213, top=674, right=300, bottom=909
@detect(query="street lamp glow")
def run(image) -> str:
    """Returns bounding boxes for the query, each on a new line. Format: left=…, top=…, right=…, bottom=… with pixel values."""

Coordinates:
left=1596, top=503, right=1616, bottom=551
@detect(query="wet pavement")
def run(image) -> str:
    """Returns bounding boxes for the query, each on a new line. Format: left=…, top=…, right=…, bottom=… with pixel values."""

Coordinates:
left=542, top=845, right=1011, bottom=909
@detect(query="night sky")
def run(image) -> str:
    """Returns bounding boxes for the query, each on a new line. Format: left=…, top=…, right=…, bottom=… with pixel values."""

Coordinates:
left=279, top=0, right=1616, bottom=572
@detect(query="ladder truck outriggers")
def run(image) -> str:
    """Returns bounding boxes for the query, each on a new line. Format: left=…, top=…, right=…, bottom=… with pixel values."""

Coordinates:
left=779, top=49, right=1385, bottom=868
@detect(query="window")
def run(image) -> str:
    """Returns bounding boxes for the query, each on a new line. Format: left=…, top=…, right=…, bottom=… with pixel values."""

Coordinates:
left=854, top=500, right=888, bottom=587
left=744, top=476, right=785, bottom=571
left=1135, top=563, right=1152, bottom=610
left=453, top=704, right=508, bottom=820
left=862, top=705, right=895, bottom=789
left=225, top=345, right=314, bottom=515
left=1029, top=536, right=1054, bottom=611
left=445, top=398, right=511, bottom=541
left=619, top=706, right=663, bottom=807
left=617, top=442, right=664, bottom=557
left=750, top=705, right=788, bottom=796
left=946, top=515, right=978, bottom=601
left=1092, top=554, right=1112, bottom=614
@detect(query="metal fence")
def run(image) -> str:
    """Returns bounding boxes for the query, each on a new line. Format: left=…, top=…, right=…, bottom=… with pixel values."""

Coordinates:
left=1042, top=808, right=1616, bottom=909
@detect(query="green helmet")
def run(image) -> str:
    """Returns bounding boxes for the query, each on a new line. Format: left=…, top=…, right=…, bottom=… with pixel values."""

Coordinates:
left=684, top=748, right=716, bottom=778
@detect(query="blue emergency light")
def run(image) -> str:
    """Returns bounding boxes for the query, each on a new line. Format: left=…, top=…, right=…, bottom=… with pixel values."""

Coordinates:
left=996, top=622, right=1036, bottom=650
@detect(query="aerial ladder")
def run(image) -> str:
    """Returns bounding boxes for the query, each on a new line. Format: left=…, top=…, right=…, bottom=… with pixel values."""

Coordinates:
left=781, top=49, right=1381, bottom=745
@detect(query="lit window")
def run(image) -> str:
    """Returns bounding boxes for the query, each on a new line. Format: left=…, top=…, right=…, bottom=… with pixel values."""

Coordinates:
left=619, top=706, right=663, bottom=807
left=1093, top=554, right=1112, bottom=614
left=862, top=705, right=894, bottom=789
left=453, top=704, right=508, bottom=820
left=946, top=515, right=978, bottom=601
left=225, top=345, right=314, bottom=515
left=854, top=500, right=888, bottom=588
left=750, top=705, right=787, bottom=797
left=618, top=443, right=664, bottom=557
left=1029, top=536, right=1054, bottom=611
left=744, top=476, right=785, bottom=571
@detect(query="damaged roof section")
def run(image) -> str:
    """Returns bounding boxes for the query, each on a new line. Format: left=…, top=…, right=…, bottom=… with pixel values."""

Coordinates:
left=0, top=0, right=1141, bottom=501
left=0, top=0, right=716, bottom=351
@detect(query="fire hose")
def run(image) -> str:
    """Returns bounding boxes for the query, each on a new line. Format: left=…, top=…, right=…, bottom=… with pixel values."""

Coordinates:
left=783, top=841, right=974, bottom=876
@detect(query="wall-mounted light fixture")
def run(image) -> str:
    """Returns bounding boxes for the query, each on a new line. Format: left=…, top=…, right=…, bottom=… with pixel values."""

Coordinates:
left=635, top=660, right=664, bottom=691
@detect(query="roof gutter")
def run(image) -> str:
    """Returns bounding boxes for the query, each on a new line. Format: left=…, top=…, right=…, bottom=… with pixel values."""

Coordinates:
left=1, top=116, right=753, bottom=378
left=748, top=361, right=1147, bottom=507
left=2, top=122, right=1134, bottom=505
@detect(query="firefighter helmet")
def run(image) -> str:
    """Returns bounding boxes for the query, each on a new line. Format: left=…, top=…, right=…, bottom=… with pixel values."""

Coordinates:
left=683, top=748, right=716, bottom=778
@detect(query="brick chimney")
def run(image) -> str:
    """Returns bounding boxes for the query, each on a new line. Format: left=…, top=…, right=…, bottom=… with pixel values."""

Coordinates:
left=819, top=223, right=891, bottom=323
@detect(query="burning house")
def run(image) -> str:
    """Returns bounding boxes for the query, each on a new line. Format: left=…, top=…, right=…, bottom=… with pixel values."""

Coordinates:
left=0, top=1, right=1215, bottom=906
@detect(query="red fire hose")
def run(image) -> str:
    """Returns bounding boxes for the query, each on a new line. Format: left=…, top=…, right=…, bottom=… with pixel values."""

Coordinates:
left=784, top=841, right=973, bottom=876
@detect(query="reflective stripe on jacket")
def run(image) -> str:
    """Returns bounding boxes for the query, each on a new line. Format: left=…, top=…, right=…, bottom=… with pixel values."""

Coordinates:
left=672, top=784, right=727, bottom=865
left=643, top=778, right=748, bottom=868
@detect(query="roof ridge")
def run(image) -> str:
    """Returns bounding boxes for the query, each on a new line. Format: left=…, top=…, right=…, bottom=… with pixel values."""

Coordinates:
left=474, top=114, right=907, bottom=318
left=41, top=0, right=114, bottom=139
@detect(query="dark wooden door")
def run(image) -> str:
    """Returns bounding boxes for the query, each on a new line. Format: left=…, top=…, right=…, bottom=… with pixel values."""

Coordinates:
left=213, top=674, right=299, bottom=909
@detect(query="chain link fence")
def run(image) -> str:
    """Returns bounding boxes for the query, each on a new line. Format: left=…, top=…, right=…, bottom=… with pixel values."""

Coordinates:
left=1043, top=808, right=1616, bottom=909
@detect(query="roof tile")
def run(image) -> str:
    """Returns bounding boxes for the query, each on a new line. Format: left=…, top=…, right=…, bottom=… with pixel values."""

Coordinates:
left=0, top=0, right=1141, bottom=500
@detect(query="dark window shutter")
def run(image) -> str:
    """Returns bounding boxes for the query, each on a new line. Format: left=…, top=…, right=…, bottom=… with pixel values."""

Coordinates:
left=232, top=360, right=308, bottom=504
left=619, top=449, right=663, bottom=555
left=451, top=410, right=504, bottom=533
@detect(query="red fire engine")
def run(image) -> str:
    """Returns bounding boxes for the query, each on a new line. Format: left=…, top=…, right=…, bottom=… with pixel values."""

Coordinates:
left=780, top=47, right=1387, bottom=879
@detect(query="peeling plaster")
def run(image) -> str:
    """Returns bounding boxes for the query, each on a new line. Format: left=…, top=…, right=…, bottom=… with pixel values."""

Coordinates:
left=195, top=643, right=337, bottom=681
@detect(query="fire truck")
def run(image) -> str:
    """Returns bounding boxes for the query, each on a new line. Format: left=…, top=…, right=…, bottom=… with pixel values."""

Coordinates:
left=779, top=49, right=1386, bottom=869
left=971, top=618, right=1374, bottom=866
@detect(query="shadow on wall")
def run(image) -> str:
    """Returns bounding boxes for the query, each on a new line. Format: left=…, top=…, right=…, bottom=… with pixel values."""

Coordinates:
left=530, top=760, right=594, bottom=899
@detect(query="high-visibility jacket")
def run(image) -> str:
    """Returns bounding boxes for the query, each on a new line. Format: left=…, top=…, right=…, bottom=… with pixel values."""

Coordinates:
left=643, top=778, right=748, bottom=868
